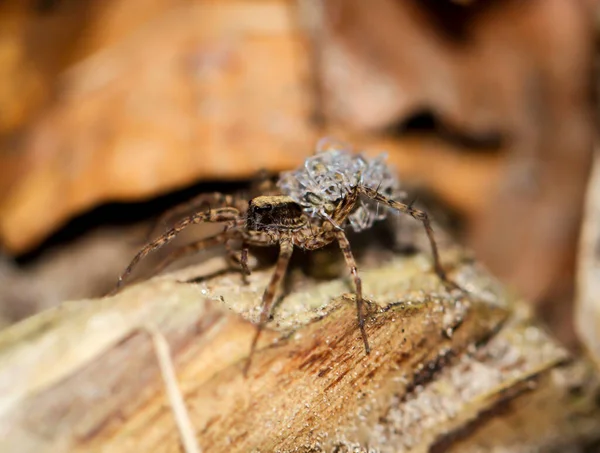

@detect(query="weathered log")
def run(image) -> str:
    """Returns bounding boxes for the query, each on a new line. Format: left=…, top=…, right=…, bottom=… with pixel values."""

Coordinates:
left=577, top=152, right=600, bottom=369
left=0, top=244, right=598, bottom=452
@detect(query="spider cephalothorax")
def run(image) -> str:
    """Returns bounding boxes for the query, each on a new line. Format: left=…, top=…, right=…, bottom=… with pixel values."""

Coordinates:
left=113, top=139, right=455, bottom=374
left=246, top=196, right=306, bottom=232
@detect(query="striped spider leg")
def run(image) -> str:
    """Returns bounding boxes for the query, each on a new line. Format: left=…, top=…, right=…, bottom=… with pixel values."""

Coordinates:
left=145, top=192, right=248, bottom=242
left=145, top=171, right=278, bottom=241
left=278, top=139, right=459, bottom=290
left=112, top=206, right=241, bottom=294
left=243, top=224, right=372, bottom=378
left=358, top=185, right=458, bottom=289
left=243, top=191, right=372, bottom=375
left=243, top=235, right=294, bottom=376
left=147, top=227, right=236, bottom=279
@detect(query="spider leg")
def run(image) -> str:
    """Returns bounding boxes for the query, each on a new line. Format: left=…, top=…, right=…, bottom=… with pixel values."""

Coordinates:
left=113, top=207, right=239, bottom=293
left=148, top=231, right=232, bottom=278
left=146, top=192, right=246, bottom=241
left=358, top=186, right=458, bottom=289
left=244, top=238, right=294, bottom=376
left=225, top=239, right=251, bottom=282
left=335, top=230, right=370, bottom=355
left=240, top=247, right=250, bottom=275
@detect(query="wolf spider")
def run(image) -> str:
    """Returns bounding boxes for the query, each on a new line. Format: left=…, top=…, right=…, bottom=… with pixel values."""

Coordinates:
left=113, top=145, right=456, bottom=374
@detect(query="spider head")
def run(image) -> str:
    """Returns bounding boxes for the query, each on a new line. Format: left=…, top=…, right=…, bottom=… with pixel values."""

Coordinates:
left=247, top=196, right=306, bottom=231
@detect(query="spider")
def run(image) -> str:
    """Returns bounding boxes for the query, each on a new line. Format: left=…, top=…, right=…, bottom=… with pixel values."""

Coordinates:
left=113, top=139, right=456, bottom=374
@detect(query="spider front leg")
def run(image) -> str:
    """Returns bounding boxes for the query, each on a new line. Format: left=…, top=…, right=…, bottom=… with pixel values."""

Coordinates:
left=148, top=232, right=232, bottom=278
left=225, top=239, right=251, bottom=280
left=244, top=238, right=294, bottom=376
left=335, top=230, right=371, bottom=355
left=146, top=192, right=246, bottom=240
left=358, top=186, right=458, bottom=290
left=113, top=207, right=240, bottom=294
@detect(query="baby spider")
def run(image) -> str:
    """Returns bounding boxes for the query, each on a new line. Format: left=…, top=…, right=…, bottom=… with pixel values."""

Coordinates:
left=113, top=139, right=456, bottom=374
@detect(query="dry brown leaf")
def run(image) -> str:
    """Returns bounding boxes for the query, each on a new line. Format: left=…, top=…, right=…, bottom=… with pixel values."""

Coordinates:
left=0, top=0, right=594, bottom=326
left=0, top=0, right=317, bottom=253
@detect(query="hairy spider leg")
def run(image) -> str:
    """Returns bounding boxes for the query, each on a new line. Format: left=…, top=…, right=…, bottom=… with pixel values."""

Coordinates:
left=225, top=238, right=251, bottom=277
left=148, top=231, right=232, bottom=278
left=240, top=247, right=250, bottom=275
left=244, top=238, right=294, bottom=376
left=358, top=186, right=457, bottom=289
left=145, top=192, right=246, bottom=241
left=335, top=230, right=370, bottom=354
left=114, top=207, right=240, bottom=292
left=147, top=225, right=252, bottom=280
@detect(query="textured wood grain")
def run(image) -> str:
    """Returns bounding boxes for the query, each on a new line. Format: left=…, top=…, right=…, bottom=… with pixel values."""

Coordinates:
left=1, top=244, right=599, bottom=452
left=577, top=152, right=600, bottom=369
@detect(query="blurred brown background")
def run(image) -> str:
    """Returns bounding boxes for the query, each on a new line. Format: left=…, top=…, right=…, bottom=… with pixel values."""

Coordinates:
left=0, top=0, right=597, bottom=347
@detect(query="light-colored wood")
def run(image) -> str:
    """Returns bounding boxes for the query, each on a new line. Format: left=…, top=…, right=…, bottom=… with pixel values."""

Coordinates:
left=0, top=248, right=598, bottom=452
left=577, top=152, right=600, bottom=369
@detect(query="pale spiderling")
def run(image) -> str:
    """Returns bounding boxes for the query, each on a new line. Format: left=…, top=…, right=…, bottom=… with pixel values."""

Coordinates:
left=112, top=138, right=456, bottom=375
left=278, top=137, right=406, bottom=231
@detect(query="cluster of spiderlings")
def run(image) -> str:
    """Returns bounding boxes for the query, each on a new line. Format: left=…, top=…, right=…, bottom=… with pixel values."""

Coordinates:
left=278, top=138, right=403, bottom=232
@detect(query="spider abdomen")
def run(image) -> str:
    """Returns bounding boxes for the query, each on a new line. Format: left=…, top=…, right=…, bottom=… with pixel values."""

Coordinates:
left=277, top=139, right=403, bottom=231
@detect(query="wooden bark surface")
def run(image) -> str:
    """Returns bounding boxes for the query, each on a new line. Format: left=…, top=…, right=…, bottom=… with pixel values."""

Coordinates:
left=577, top=152, right=600, bottom=368
left=0, top=245, right=598, bottom=452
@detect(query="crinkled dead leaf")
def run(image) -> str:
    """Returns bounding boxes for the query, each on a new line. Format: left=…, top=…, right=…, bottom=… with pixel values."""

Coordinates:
left=0, top=0, right=317, bottom=253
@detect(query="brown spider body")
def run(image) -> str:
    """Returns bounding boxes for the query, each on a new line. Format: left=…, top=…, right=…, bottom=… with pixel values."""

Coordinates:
left=113, top=148, right=455, bottom=375
left=246, top=196, right=306, bottom=233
